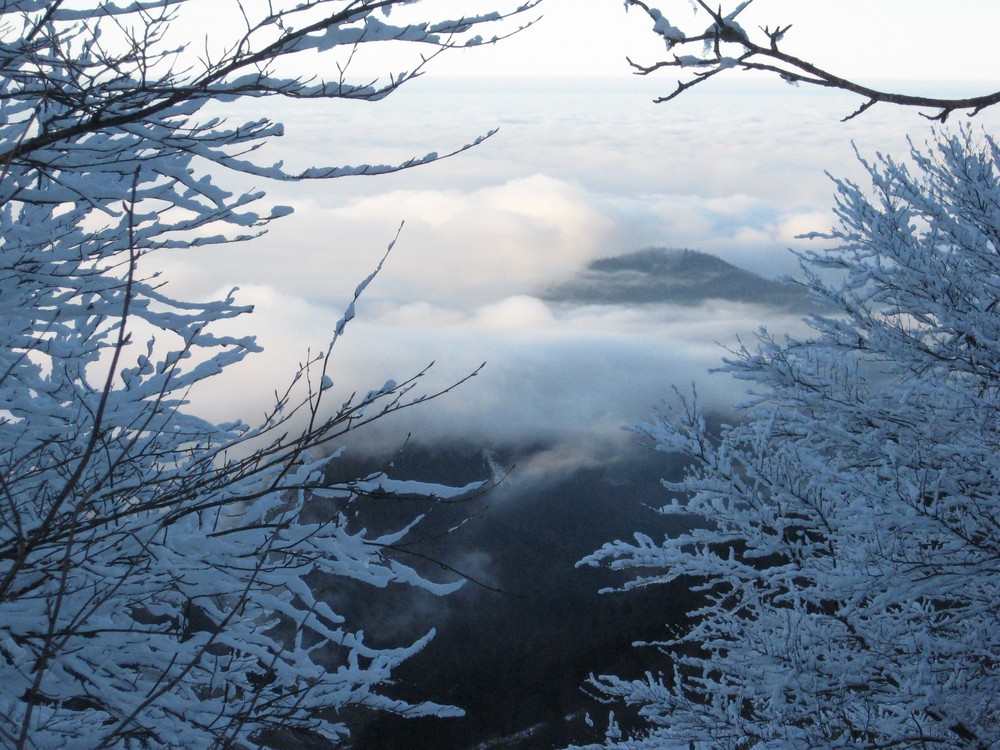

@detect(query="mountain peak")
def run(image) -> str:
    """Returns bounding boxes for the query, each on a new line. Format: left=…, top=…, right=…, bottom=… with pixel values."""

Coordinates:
left=588, top=247, right=730, bottom=275
left=545, top=247, right=809, bottom=309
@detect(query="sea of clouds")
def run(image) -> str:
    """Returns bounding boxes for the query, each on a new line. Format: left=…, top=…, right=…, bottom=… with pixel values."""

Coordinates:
left=155, top=74, right=1000, bottom=457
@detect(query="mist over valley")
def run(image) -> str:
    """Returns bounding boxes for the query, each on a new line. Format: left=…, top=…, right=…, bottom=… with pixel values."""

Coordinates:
left=309, top=248, right=818, bottom=748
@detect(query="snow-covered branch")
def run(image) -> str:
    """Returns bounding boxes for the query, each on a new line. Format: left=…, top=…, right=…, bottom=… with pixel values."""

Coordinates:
left=0, top=2, right=532, bottom=748
left=578, top=129, right=1000, bottom=748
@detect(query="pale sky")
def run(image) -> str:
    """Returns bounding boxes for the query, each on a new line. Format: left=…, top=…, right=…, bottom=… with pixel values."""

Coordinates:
left=408, top=1, right=1000, bottom=81
left=188, top=2, right=1000, bottom=82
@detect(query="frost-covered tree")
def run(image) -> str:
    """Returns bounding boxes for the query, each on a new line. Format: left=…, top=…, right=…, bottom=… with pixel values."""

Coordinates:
left=577, top=130, right=1000, bottom=749
left=0, top=2, right=536, bottom=748
left=624, top=0, right=1000, bottom=121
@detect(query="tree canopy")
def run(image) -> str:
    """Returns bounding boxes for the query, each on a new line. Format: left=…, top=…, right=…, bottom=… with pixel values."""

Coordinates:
left=577, top=129, right=1000, bottom=749
left=0, top=2, right=534, bottom=747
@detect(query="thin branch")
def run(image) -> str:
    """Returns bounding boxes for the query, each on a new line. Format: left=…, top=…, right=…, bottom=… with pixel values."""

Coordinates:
left=625, top=1, right=1000, bottom=120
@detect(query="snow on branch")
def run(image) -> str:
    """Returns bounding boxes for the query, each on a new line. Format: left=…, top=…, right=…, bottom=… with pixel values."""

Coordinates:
left=0, top=2, right=532, bottom=748
left=578, top=128, right=1000, bottom=748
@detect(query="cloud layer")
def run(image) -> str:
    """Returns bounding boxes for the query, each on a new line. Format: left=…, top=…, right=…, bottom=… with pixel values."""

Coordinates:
left=161, top=78, right=1000, bottom=459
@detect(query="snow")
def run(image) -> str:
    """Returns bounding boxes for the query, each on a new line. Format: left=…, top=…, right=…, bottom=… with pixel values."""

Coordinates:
left=0, top=2, right=532, bottom=747
left=580, top=130, right=1000, bottom=748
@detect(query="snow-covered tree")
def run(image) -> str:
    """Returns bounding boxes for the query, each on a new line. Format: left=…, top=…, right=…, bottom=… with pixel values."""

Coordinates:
left=577, top=129, right=1000, bottom=749
left=0, top=2, right=536, bottom=748
left=624, top=0, right=1000, bottom=121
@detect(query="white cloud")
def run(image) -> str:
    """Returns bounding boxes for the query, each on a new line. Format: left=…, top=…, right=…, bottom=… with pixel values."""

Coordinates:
left=156, top=172, right=613, bottom=312
left=777, top=212, right=839, bottom=244
left=166, top=80, right=1000, bottom=462
left=188, top=274, right=813, bottom=460
left=471, top=295, right=556, bottom=330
